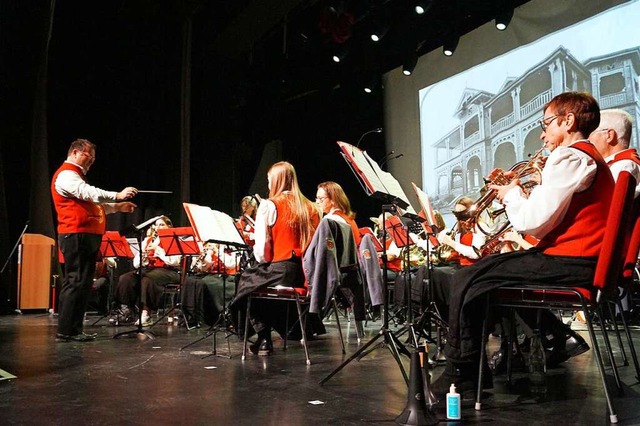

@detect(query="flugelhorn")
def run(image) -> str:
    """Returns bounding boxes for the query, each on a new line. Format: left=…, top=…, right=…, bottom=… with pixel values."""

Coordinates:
left=468, top=146, right=547, bottom=237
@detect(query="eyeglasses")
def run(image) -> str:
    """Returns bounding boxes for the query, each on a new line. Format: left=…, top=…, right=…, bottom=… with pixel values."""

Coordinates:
left=315, top=196, right=328, bottom=202
left=79, top=150, right=95, bottom=160
left=539, top=115, right=561, bottom=131
left=593, top=128, right=610, bottom=133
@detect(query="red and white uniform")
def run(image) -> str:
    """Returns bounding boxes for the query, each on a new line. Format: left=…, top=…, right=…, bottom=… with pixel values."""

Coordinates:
left=253, top=192, right=320, bottom=263
left=51, top=161, right=119, bottom=234
left=504, top=140, right=614, bottom=257
left=606, top=148, right=640, bottom=199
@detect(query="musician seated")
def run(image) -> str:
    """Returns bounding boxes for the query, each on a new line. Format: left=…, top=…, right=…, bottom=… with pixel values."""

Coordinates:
left=406, top=197, right=486, bottom=321
left=315, top=181, right=366, bottom=320
left=114, top=215, right=181, bottom=326
left=230, top=162, right=321, bottom=356
left=236, top=195, right=258, bottom=246
left=181, top=241, right=240, bottom=328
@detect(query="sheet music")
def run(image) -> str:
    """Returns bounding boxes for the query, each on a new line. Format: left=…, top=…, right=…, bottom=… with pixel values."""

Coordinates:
left=411, top=182, right=438, bottom=228
left=126, top=238, right=140, bottom=257
left=183, top=202, right=246, bottom=246
left=338, top=141, right=415, bottom=213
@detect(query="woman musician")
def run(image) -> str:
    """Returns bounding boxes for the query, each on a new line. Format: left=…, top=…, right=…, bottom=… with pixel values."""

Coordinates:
left=114, top=215, right=181, bottom=326
left=236, top=195, right=258, bottom=246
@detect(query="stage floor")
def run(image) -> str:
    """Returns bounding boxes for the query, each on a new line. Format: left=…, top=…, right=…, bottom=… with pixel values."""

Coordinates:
left=0, top=311, right=639, bottom=425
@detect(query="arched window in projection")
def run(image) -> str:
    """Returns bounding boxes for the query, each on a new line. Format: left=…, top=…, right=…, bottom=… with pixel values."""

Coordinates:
left=523, top=128, right=543, bottom=160
left=466, top=156, right=482, bottom=194
left=493, top=142, right=516, bottom=172
left=451, top=166, right=464, bottom=196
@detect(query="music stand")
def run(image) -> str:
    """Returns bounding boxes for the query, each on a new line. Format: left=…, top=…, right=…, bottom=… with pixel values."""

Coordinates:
left=320, top=142, right=415, bottom=387
left=91, top=231, right=134, bottom=326
left=144, top=227, right=200, bottom=329
left=180, top=202, right=249, bottom=358
left=411, top=183, right=449, bottom=363
left=113, top=215, right=164, bottom=340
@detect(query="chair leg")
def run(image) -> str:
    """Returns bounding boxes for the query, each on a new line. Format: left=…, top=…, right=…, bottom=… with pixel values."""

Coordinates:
left=617, top=298, right=640, bottom=380
left=295, top=295, right=311, bottom=365
left=601, top=304, right=623, bottom=392
left=476, top=297, right=491, bottom=411
left=333, top=298, right=346, bottom=354
left=242, top=297, right=251, bottom=361
left=609, top=300, right=629, bottom=366
left=587, top=307, right=619, bottom=423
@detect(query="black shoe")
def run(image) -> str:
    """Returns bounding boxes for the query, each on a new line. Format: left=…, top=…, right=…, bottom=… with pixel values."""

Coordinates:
left=56, top=333, right=96, bottom=342
left=258, top=338, right=273, bottom=356
left=565, top=332, right=590, bottom=358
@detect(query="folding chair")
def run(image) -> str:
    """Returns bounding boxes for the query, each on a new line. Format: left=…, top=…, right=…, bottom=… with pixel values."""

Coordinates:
left=475, top=171, right=637, bottom=424
left=241, top=283, right=311, bottom=365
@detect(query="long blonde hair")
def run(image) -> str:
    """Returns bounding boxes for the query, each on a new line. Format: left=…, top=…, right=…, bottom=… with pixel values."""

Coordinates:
left=268, top=161, right=317, bottom=250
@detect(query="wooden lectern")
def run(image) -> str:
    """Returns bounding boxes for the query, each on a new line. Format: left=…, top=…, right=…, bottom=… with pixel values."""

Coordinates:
left=17, top=233, right=55, bottom=310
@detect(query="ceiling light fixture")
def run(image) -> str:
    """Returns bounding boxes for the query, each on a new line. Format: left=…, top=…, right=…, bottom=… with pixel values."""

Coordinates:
left=495, top=7, right=514, bottom=31
left=402, top=53, right=418, bottom=76
left=414, top=0, right=433, bottom=15
left=443, top=35, right=459, bottom=57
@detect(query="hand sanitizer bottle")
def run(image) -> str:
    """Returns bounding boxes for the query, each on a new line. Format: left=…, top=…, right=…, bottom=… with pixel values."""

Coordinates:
left=446, top=383, right=461, bottom=420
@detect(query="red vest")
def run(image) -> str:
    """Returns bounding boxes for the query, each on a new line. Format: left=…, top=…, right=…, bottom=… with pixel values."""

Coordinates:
left=607, top=148, right=640, bottom=167
left=270, top=194, right=319, bottom=262
left=51, top=163, right=106, bottom=235
left=537, top=141, right=614, bottom=257
left=458, top=232, right=475, bottom=266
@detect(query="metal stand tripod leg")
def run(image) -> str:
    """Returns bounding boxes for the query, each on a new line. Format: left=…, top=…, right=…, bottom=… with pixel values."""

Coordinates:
left=319, top=326, right=409, bottom=386
left=180, top=274, right=236, bottom=358
left=319, top=205, right=412, bottom=387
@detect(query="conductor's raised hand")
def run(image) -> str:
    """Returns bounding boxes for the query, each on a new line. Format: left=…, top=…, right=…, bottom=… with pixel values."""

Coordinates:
left=116, top=187, right=138, bottom=201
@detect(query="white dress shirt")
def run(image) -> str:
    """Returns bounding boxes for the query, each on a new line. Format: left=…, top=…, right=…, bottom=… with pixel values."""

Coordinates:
left=503, top=141, right=599, bottom=239
left=54, top=160, right=119, bottom=214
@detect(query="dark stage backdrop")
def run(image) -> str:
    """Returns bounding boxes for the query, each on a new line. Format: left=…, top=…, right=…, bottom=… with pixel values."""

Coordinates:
left=0, top=1, right=385, bottom=311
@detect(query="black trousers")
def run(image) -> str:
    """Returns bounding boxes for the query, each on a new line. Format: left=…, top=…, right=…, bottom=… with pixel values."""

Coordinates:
left=57, top=233, right=102, bottom=336
left=444, top=249, right=596, bottom=363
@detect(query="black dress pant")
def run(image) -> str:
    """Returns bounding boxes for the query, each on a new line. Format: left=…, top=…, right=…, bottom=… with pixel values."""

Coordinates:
left=57, top=233, right=102, bottom=336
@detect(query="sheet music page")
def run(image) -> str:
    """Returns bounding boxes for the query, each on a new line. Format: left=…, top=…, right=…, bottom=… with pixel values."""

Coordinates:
left=411, top=182, right=437, bottom=227
left=126, top=238, right=140, bottom=257
left=337, top=141, right=415, bottom=213
left=183, top=203, right=246, bottom=246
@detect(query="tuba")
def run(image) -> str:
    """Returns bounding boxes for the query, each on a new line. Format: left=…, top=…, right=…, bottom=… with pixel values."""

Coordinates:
left=468, top=147, right=547, bottom=238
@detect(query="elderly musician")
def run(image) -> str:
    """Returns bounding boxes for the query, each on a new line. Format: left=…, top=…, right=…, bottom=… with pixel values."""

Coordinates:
left=230, top=162, right=320, bottom=356
left=432, top=92, right=614, bottom=396
left=590, top=108, right=639, bottom=317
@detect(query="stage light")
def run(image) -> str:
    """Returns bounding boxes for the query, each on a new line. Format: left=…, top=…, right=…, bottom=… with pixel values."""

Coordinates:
left=443, top=35, right=459, bottom=57
left=363, top=75, right=380, bottom=94
left=370, top=20, right=389, bottom=42
left=402, top=53, right=418, bottom=76
left=414, top=0, right=433, bottom=15
left=332, top=44, right=349, bottom=63
left=495, top=7, right=514, bottom=31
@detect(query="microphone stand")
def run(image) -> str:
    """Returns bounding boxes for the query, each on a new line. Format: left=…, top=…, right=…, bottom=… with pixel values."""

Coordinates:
left=0, top=221, right=29, bottom=275
left=355, top=127, right=382, bottom=149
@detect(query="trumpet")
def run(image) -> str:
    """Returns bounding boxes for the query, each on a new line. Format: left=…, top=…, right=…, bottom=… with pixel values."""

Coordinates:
left=468, top=146, right=548, bottom=237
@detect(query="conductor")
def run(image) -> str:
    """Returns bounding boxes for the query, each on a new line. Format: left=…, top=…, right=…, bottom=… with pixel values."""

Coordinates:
left=51, top=138, right=137, bottom=342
